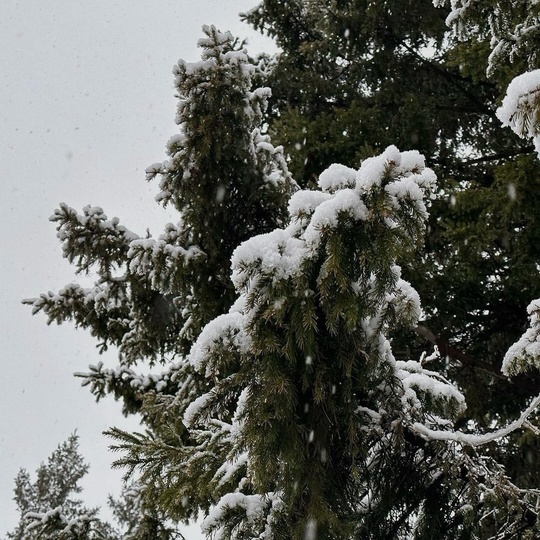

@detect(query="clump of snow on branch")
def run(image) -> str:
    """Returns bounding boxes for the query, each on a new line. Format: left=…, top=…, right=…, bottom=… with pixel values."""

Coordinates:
left=502, top=298, right=540, bottom=376
left=228, top=146, right=470, bottom=429
left=388, top=275, right=422, bottom=326
left=127, top=222, right=204, bottom=291
left=496, top=70, right=540, bottom=157
left=75, top=360, right=179, bottom=407
left=202, top=492, right=283, bottom=540
left=202, top=493, right=266, bottom=532
left=397, top=360, right=466, bottom=416
left=50, top=203, right=139, bottom=274
left=318, top=163, right=357, bottom=192
left=188, top=309, right=250, bottom=377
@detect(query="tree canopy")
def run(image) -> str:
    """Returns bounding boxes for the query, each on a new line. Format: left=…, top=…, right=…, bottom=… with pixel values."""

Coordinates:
left=243, top=0, right=540, bottom=433
left=22, top=3, right=540, bottom=539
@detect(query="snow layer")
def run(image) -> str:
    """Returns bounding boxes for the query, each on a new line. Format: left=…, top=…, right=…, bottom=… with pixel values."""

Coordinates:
left=231, top=226, right=310, bottom=288
left=232, top=145, right=436, bottom=294
left=497, top=70, right=540, bottom=156
left=202, top=493, right=268, bottom=535
left=397, top=360, right=466, bottom=414
left=318, top=163, right=357, bottom=192
left=303, top=189, right=368, bottom=248
left=502, top=298, right=540, bottom=376
left=183, top=391, right=213, bottom=426
left=188, top=310, right=249, bottom=376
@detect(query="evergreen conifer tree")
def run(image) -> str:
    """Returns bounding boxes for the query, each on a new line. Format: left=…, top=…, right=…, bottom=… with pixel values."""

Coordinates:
left=23, top=25, right=293, bottom=538
left=5, top=435, right=181, bottom=540
left=5, top=434, right=115, bottom=540
left=112, top=146, right=540, bottom=538
left=24, top=10, right=540, bottom=540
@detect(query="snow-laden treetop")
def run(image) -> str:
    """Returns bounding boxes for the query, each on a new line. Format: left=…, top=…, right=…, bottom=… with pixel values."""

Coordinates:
left=232, top=145, right=436, bottom=292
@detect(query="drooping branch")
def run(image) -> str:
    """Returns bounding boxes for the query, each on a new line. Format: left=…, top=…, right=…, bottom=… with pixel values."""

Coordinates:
left=412, top=394, right=540, bottom=446
left=398, top=38, right=496, bottom=118
left=438, top=145, right=536, bottom=167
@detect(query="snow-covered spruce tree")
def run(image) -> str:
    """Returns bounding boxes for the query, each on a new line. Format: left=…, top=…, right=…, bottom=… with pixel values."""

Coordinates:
left=4, top=434, right=181, bottom=540
left=111, top=146, right=540, bottom=539
left=22, top=25, right=292, bottom=538
left=23, top=25, right=293, bottom=415
left=5, top=434, right=117, bottom=540
left=243, top=1, right=540, bottom=455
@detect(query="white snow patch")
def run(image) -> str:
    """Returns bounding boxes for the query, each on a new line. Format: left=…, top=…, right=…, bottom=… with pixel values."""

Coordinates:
left=318, top=163, right=357, bottom=192
left=497, top=70, right=540, bottom=156
left=502, top=298, right=540, bottom=376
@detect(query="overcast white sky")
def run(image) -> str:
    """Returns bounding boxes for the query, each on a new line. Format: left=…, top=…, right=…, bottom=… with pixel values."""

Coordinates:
left=0, top=1, right=276, bottom=536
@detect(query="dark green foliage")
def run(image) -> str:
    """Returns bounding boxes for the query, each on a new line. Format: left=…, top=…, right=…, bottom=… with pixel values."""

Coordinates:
left=244, top=0, right=497, bottom=184
left=243, top=0, right=540, bottom=440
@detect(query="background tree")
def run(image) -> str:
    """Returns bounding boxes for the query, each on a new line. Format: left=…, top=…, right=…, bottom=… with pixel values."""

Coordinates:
left=4, top=434, right=182, bottom=540
left=243, top=0, right=505, bottom=184
left=432, top=0, right=540, bottom=492
left=243, top=0, right=540, bottom=478
left=5, top=434, right=115, bottom=540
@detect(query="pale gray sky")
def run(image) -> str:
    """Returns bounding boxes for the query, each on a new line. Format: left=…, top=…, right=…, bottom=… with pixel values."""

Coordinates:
left=0, top=0, right=275, bottom=535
